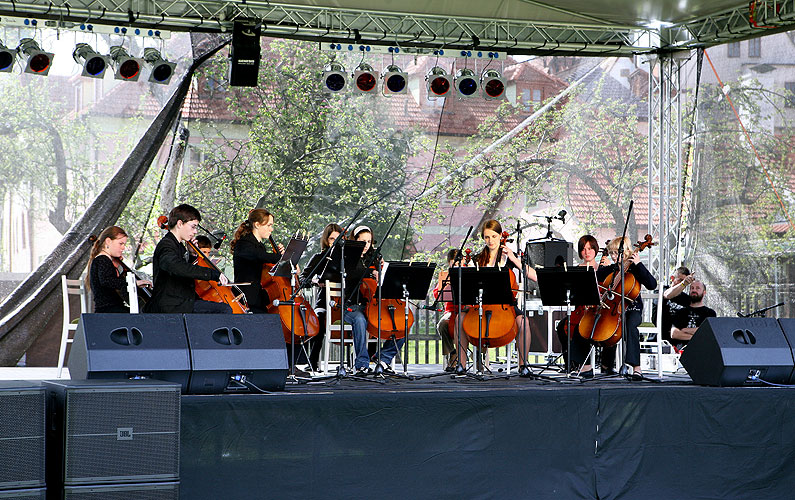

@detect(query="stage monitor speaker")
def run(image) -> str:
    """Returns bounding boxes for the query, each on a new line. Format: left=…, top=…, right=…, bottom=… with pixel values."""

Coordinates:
left=63, top=482, right=178, bottom=500
left=775, top=318, right=795, bottom=383
left=44, top=380, right=181, bottom=489
left=229, top=20, right=261, bottom=87
left=526, top=241, right=573, bottom=268
left=183, top=314, right=288, bottom=394
left=680, top=317, right=795, bottom=386
left=0, top=382, right=45, bottom=491
left=68, top=313, right=190, bottom=391
left=0, top=489, right=45, bottom=499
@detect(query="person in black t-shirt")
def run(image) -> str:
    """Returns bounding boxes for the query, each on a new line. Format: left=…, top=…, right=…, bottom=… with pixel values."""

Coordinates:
left=660, top=266, right=695, bottom=344
left=87, top=226, right=152, bottom=313
left=671, top=280, right=716, bottom=351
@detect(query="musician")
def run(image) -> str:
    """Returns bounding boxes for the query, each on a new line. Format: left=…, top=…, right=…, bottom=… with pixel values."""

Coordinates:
left=597, top=236, right=657, bottom=380
left=555, top=234, right=601, bottom=377
left=453, top=219, right=537, bottom=371
left=230, top=209, right=283, bottom=313
left=303, top=223, right=344, bottom=372
left=353, top=225, right=404, bottom=373
left=670, top=280, right=716, bottom=351
left=432, top=249, right=461, bottom=371
left=146, top=204, right=232, bottom=314
left=87, top=226, right=151, bottom=313
left=661, top=266, right=695, bottom=346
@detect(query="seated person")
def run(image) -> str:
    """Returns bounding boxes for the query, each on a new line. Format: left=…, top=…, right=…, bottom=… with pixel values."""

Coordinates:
left=659, top=266, right=695, bottom=344
left=671, top=280, right=716, bottom=351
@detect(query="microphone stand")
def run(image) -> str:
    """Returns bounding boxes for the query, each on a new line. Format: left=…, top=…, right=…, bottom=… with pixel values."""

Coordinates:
left=515, top=220, right=532, bottom=378
left=616, top=200, right=633, bottom=379
left=454, top=226, right=474, bottom=376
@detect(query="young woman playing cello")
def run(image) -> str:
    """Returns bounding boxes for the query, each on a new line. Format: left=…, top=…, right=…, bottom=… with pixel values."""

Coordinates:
left=87, top=226, right=152, bottom=313
left=452, top=219, right=538, bottom=372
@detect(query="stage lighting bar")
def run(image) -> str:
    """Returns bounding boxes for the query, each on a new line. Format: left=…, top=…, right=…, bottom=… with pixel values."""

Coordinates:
left=323, top=43, right=505, bottom=60
left=352, top=63, right=378, bottom=94
left=143, top=48, right=177, bottom=85
left=73, top=43, right=110, bottom=79
left=322, top=61, right=347, bottom=93
left=17, top=38, right=54, bottom=76
left=426, top=66, right=452, bottom=98
left=455, top=68, right=479, bottom=99
left=0, top=16, right=171, bottom=39
left=382, top=65, right=407, bottom=96
left=109, top=46, right=143, bottom=82
left=0, top=41, right=15, bottom=73
left=481, top=69, right=506, bottom=100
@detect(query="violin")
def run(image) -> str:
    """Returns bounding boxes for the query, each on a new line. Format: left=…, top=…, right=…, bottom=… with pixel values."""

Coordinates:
left=260, top=235, right=320, bottom=342
left=461, top=231, right=518, bottom=349
left=577, top=235, right=656, bottom=346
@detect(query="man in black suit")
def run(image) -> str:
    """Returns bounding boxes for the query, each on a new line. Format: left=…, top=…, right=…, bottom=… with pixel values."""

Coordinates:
left=146, top=204, right=233, bottom=314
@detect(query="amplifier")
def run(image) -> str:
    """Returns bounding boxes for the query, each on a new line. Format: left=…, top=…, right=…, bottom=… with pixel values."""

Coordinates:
left=0, top=382, right=45, bottom=491
left=63, top=482, right=179, bottom=500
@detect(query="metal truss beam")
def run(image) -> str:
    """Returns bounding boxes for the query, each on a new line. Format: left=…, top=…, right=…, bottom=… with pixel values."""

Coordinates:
left=0, top=0, right=653, bottom=56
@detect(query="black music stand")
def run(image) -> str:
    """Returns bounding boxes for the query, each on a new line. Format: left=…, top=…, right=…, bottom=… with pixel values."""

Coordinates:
left=270, top=237, right=308, bottom=278
left=450, top=268, right=514, bottom=375
left=536, top=267, right=600, bottom=377
left=373, top=262, right=436, bottom=376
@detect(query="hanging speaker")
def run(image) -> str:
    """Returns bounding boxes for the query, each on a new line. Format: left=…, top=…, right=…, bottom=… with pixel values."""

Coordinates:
left=680, top=317, right=794, bottom=386
left=229, top=20, right=261, bottom=87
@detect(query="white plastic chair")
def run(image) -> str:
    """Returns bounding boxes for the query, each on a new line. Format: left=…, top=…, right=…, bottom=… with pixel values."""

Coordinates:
left=320, top=281, right=354, bottom=374
left=58, top=274, right=88, bottom=378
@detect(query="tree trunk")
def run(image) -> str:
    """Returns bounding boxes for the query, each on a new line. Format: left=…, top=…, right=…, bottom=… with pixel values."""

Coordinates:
left=47, top=125, right=71, bottom=234
left=161, top=126, right=190, bottom=215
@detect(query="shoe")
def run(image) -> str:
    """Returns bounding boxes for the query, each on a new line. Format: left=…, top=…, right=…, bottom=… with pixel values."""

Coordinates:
left=445, top=351, right=459, bottom=372
left=578, top=369, right=594, bottom=379
left=379, top=362, right=396, bottom=375
left=518, top=365, right=533, bottom=378
left=291, top=367, right=310, bottom=378
left=631, top=371, right=643, bottom=381
left=353, top=366, right=371, bottom=377
left=601, top=366, right=617, bottom=376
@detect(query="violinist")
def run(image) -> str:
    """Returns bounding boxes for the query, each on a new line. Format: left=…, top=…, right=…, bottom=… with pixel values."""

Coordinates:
left=87, top=226, right=152, bottom=313
left=453, top=219, right=537, bottom=371
left=303, top=223, right=344, bottom=372
left=596, top=236, right=657, bottom=380
left=432, top=249, right=461, bottom=371
left=146, top=204, right=233, bottom=314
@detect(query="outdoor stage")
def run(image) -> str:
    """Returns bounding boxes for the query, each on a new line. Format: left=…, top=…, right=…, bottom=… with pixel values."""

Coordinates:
left=180, top=369, right=795, bottom=500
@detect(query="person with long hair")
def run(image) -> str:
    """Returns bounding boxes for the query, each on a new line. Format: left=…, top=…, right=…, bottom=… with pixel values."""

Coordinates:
left=146, top=204, right=232, bottom=314
left=87, top=226, right=151, bottom=313
left=453, top=219, right=537, bottom=373
left=230, top=209, right=283, bottom=313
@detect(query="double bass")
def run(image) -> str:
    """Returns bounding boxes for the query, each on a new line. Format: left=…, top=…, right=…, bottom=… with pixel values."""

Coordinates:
left=260, top=236, right=320, bottom=342
left=461, top=231, right=519, bottom=349
left=577, top=235, right=655, bottom=347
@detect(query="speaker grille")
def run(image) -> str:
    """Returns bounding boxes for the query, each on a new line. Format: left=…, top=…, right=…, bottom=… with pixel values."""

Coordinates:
left=0, top=488, right=46, bottom=499
left=64, top=388, right=180, bottom=484
left=0, top=388, right=45, bottom=490
left=64, top=482, right=179, bottom=500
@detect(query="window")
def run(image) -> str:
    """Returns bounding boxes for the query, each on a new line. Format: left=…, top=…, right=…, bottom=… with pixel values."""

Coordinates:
left=727, top=42, right=740, bottom=58
left=532, top=89, right=542, bottom=102
left=785, top=82, right=795, bottom=108
left=748, top=38, right=761, bottom=58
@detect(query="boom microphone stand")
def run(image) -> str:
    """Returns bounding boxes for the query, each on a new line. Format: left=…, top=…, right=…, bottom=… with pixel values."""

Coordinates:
left=616, top=200, right=633, bottom=379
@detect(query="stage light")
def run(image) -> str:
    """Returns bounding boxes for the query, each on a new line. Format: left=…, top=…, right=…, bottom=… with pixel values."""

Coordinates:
left=72, top=43, right=110, bottom=79
left=455, top=68, right=479, bottom=98
left=322, top=62, right=347, bottom=93
left=382, top=64, right=408, bottom=96
left=143, top=48, right=177, bottom=85
left=16, top=38, right=54, bottom=76
left=426, top=66, right=452, bottom=98
left=0, top=40, right=16, bottom=73
left=109, top=46, right=143, bottom=82
left=352, top=63, right=379, bottom=94
left=481, top=69, right=506, bottom=100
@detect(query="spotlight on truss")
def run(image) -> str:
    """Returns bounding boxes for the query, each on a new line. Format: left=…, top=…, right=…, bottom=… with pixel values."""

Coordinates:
left=73, top=43, right=110, bottom=79
left=17, top=38, right=54, bottom=76
left=455, top=68, right=479, bottom=98
left=109, top=46, right=143, bottom=82
left=352, top=62, right=379, bottom=94
left=426, top=66, right=452, bottom=98
left=382, top=65, right=408, bottom=96
left=322, top=61, right=347, bottom=93
left=481, top=69, right=506, bottom=100
left=143, top=48, right=177, bottom=85
left=0, top=40, right=16, bottom=73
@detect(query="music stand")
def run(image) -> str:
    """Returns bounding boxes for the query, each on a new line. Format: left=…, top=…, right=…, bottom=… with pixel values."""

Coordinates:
left=536, top=267, right=600, bottom=377
left=270, top=237, right=308, bottom=278
left=449, top=268, right=515, bottom=375
left=374, top=262, right=435, bottom=376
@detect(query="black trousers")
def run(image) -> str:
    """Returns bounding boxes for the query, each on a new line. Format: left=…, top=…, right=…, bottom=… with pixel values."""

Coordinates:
left=555, top=309, right=641, bottom=369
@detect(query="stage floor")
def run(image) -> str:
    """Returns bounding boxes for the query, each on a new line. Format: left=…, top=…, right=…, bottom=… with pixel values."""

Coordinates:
left=179, top=365, right=795, bottom=500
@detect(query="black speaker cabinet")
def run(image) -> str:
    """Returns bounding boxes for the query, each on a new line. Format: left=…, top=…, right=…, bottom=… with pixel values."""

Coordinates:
left=526, top=241, right=574, bottom=268
left=680, top=317, right=795, bottom=386
left=184, top=314, right=288, bottom=393
left=44, top=380, right=180, bottom=491
left=229, top=20, right=261, bottom=87
left=0, top=382, right=45, bottom=491
left=0, top=489, right=45, bottom=499
left=68, top=314, right=190, bottom=391
left=63, top=482, right=178, bottom=500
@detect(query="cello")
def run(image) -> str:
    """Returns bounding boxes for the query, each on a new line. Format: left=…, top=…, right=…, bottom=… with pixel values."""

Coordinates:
left=565, top=240, right=610, bottom=337
left=360, top=272, right=414, bottom=340
left=461, top=231, right=519, bottom=349
left=157, top=215, right=249, bottom=314
left=260, top=235, right=321, bottom=342
left=577, top=235, right=655, bottom=347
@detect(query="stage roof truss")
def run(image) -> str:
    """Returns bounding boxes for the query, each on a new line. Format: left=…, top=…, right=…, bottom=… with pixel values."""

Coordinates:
left=3, top=1, right=795, bottom=56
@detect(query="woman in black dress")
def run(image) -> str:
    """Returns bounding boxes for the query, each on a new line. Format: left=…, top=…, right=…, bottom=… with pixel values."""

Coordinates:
left=87, top=226, right=151, bottom=313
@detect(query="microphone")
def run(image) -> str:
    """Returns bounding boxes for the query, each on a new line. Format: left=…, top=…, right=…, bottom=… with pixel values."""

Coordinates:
left=557, top=210, right=567, bottom=224
left=213, top=232, right=227, bottom=250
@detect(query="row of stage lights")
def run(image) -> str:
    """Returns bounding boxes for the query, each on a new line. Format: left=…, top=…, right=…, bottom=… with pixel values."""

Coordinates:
left=322, top=62, right=506, bottom=100
left=0, top=39, right=176, bottom=84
